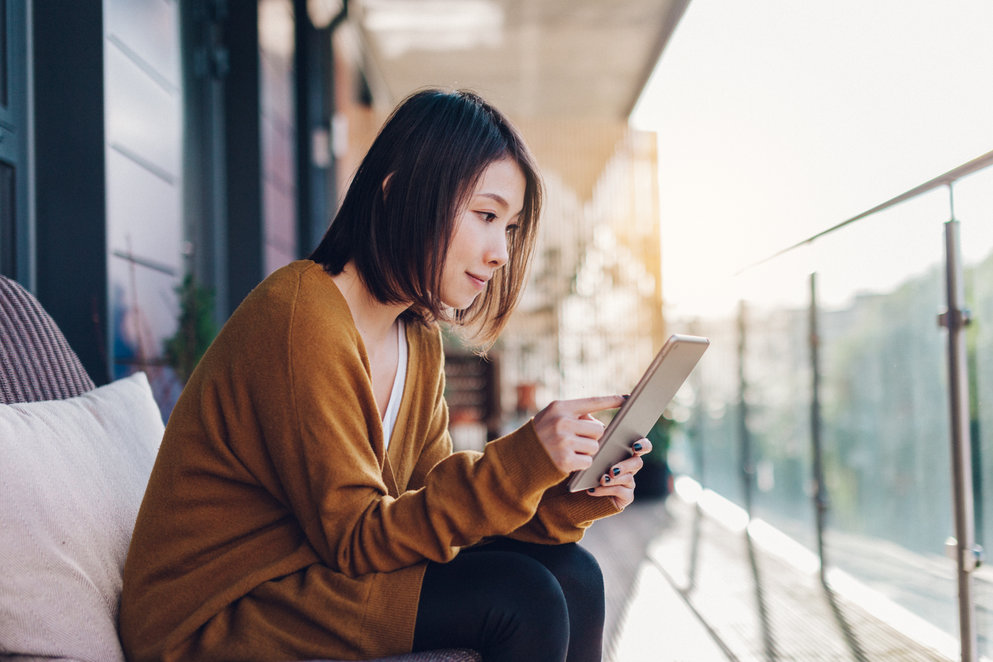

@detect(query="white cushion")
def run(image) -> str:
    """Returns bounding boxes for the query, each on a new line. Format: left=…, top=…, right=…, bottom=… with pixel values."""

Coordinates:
left=0, top=372, right=163, bottom=661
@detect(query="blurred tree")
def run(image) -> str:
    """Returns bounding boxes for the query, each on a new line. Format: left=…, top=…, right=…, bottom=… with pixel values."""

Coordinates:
left=164, top=274, right=217, bottom=384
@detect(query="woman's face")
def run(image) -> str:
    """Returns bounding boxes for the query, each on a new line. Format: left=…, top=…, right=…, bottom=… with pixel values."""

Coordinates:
left=440, top=158, right=526, bottom=309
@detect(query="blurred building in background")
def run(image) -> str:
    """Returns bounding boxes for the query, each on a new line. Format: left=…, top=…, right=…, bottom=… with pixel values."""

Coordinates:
left=504, top=121, right=664, bottom=402
left=0, top=0, right=687, bottom=426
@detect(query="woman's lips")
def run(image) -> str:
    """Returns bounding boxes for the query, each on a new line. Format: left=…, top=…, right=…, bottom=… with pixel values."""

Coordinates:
left=467, top=273, right=488, bottom=290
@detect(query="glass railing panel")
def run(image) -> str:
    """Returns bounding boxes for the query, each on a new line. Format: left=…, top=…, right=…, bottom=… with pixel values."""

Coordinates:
left=958, top=164, right=993, bottom=657
left=813, top=188, right=956, bottom=636
left=735, top=247, right=817, bottom=550
left=670, top=158, right=993, bottom=654
left=666, top=308, right=740, bottom=503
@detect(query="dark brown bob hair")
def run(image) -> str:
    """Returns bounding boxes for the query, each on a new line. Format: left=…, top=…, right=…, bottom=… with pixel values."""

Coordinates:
left=309, top=88, right=542, bottom=346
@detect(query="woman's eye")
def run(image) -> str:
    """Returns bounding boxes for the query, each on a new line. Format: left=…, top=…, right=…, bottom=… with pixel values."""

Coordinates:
left=477, top=211, right=497, bottom=222
left=506, top=224, right=520, bottom=235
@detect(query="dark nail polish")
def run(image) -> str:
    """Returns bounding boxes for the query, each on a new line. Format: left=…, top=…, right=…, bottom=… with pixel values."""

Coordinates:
left=633, top=442, right=643, bottom=452
left=588, top=488, right=596, bottom=494
left=603, top=474, right=611, bottom=483
left=612, top=467, right=621, bottom=476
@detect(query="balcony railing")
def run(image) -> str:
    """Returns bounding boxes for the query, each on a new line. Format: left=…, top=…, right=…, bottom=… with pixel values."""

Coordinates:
left=668, top=149, right=993, bottom=662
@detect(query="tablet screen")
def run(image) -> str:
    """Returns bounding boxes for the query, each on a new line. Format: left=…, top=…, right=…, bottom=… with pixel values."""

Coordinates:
left=567, top=334, right=709, bottom=492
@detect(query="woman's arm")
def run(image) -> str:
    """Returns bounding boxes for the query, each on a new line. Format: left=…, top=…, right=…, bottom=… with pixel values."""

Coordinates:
left=405, top=382, right=635, bottom=546
left=404, top=395, right=617, bottom=546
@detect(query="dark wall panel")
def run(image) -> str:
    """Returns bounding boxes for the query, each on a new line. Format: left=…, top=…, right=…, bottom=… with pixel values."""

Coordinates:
left=222, top=1, right=263, bottom=313
left=32, top=1, right=109, bottom=384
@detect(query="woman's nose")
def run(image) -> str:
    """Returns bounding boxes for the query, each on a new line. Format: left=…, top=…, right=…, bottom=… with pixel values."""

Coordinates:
left=486, top=230, right=510, bottom=267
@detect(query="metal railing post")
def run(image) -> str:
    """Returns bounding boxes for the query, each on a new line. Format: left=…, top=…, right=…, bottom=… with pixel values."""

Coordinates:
left=737, top=300, right=753, bottom=515
left=940, top=216, right=980, bottom=662
left=809, top=272, right=829, bottom=583
left=688, top=319, right=706, bottom=486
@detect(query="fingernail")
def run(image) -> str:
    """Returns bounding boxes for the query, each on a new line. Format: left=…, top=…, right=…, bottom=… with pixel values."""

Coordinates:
left=587, top=488, right=596, bottom=494
left=633, top=442, right=643, bottom=452
left=622, top=394, right=631, bottom=400
left=612, top=467, right=621, bottom=476
left=603, top=474, right=611, bottom=483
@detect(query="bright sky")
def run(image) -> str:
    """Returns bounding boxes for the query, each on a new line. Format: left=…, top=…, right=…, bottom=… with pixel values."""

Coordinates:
left=631, top=0, right=993, bottom=318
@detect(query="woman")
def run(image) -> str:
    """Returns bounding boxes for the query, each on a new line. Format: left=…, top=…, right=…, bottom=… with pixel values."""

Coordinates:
left=121, top=89, right=651, bottom=662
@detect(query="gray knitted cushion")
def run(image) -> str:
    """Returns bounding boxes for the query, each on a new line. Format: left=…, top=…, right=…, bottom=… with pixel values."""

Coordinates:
left=0, top=276, right=95, bottom=403
left=312, top=652, right=481, bottom=662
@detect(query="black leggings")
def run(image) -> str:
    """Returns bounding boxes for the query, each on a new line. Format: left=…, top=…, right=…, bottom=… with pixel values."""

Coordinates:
left=412, top=539, right=605, bottom=662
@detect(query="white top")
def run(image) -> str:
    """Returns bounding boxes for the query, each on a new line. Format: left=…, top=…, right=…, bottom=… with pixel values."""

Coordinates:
left=381, top=320, right=408, bottom=451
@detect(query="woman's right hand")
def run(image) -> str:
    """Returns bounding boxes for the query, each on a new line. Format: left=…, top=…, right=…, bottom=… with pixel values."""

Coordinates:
left=531, top=396, right=625, bottom=474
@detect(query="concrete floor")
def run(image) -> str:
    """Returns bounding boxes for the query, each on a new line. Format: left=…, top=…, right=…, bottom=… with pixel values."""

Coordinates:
left=582, top=487, right=960, bottom=661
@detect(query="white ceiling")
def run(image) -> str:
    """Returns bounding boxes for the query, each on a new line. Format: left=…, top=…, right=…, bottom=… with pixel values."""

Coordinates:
left=350, top=0, right=691, bottom=122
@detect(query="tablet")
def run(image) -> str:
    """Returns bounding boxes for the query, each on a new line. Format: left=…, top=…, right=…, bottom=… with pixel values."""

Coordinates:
left=567, top=334, right=710, bottom=492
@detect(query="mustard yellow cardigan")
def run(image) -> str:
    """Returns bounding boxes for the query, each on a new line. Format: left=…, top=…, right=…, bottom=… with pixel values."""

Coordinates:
left=120, top=260, right=618, bottom=662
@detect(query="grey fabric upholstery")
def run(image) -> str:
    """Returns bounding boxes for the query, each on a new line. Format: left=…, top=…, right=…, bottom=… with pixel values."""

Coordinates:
left=0, top=274, right=480, bottom=662
left=0, top=276, right=95, bottom=404
left=313, top=652, right=481, bottom=662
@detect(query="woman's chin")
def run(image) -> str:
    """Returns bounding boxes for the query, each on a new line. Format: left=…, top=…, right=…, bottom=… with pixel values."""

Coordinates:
left=443, top=293, right=482, bottom=311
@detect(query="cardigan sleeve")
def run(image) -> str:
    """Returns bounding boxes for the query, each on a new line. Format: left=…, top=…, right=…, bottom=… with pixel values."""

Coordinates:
left=506, top=480, right=621, bottom=544
left=255, top=277, right=572, bottom=578
left=403, top=362, right=621, bottom=543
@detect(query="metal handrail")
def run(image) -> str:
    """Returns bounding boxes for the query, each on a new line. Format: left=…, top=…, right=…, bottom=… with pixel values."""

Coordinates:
left=739, top=149, right=993, bottom=273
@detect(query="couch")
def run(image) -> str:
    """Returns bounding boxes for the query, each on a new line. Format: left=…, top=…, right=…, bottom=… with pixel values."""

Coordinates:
left=0, top=275, right=479, bottom=662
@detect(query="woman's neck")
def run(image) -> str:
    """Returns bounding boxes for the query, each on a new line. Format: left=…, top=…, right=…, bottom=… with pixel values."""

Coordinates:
left=330, top=263, right=409, bottom=347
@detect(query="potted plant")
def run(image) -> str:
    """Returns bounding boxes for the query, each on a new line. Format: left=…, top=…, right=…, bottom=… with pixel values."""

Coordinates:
left=635, top=414, right=674, bottom=499
left=163, top=274, right=216, bottom=385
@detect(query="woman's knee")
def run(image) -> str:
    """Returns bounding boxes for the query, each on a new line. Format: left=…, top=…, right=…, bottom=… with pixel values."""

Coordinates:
left=498, top=542, right=604, bottom=661
left=498, top=552, right=570, bottom=624
left=416, top=549, right=571, bottom=659
left=538, top=542, right=605, bottom=608
left=570, top=543, right=605, bottom=598
left=500, top=555, right=570, bottom=660
left=553, top=542, right=601, bottom=576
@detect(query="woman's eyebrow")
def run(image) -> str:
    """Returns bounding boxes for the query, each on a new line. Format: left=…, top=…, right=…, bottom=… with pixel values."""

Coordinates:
left=475, top=192, right=510, bottom=209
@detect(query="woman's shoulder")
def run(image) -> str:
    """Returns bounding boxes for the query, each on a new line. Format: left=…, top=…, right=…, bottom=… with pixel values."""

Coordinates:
left=244, top=260, right=347, bottom=315
left=249, top=260, right=335, bottom=301
left=224, top=260, right=356, bottom=345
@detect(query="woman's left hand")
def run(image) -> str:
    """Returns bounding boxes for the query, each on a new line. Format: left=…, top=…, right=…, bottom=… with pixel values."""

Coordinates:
left=586, top=438, right=653, bottom=510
